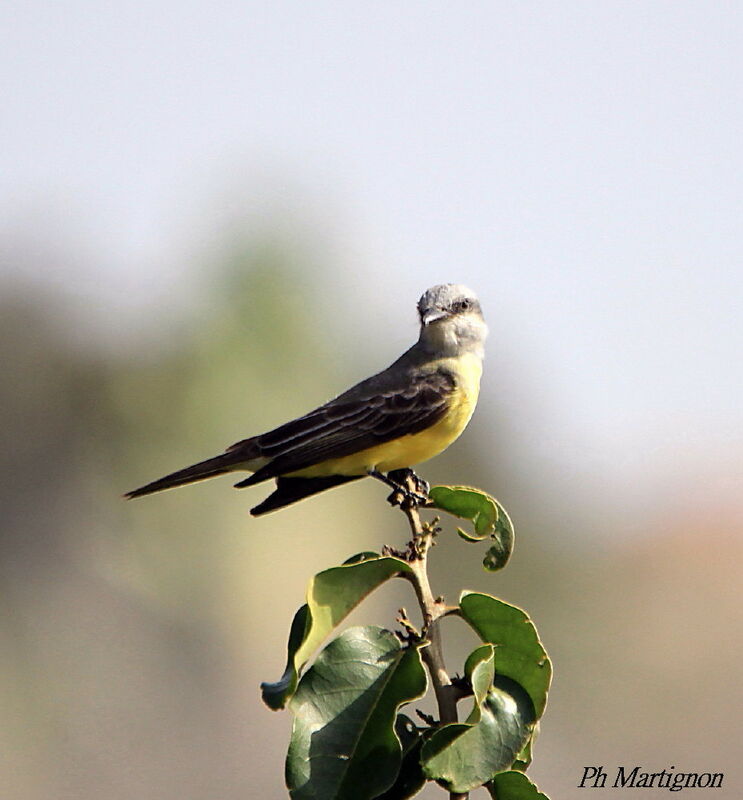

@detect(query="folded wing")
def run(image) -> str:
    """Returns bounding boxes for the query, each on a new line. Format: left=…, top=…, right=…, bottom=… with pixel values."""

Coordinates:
left=232, top=369, right=456, bottom=487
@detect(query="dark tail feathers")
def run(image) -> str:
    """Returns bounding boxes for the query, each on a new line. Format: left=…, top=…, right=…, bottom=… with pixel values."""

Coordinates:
left=124, top=453, right=236, bottom=499
left=249, top=475, right=363, bottom=516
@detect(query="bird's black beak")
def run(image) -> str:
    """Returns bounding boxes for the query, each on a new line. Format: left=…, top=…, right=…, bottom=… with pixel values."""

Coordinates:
left=421, top=309, right=449, bottom=326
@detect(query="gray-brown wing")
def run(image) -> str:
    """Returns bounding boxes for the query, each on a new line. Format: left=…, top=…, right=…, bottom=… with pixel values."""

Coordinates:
left=231, top=369, right=456, bottom=486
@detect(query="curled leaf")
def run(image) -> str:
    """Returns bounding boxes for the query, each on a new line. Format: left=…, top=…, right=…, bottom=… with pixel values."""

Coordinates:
left=420, top=674, right=535, bottom=793
left=262, top=553, right=412, bottom=709
left=429, top=485, right=514, bottom=570
left=460, top=591, right=552, bottom=718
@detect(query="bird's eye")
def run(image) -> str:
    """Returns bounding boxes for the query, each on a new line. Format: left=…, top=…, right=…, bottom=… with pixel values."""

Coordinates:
left=455, top=298, right=471, bottom=312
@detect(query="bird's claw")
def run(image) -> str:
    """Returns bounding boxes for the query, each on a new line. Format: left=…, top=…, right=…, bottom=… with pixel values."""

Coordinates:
left=385, top=469, right=431, bottom=508
left=385, top=487, right=429, bottom=508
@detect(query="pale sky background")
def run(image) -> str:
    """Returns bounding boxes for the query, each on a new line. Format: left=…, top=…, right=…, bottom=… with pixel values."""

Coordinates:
left=2, top=1, right=741, bottom=525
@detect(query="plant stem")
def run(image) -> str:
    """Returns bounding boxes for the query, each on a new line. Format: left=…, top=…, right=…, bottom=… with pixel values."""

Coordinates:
left=400, top=492, right=468, bottom=800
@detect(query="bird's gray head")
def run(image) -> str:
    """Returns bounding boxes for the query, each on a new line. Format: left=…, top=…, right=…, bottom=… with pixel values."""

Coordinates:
left=417, top=283, right=488, bottom=358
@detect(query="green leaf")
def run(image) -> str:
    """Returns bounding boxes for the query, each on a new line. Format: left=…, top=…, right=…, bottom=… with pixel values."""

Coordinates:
left=429, top=485, right=514, bottom=570
left=262, top=553, right=412, bottom=709
left=429, top=485, right=498, bottom=539
left=482, top=538, right=511, bottom=572
left=463, top=644, right=496, bottom=722
left=459, top=592, right=552, bottom=718
left=286, top=626, right=427, bottom=800
left=420, top=675, right=535, bottom=793
left=375, top=715, right=426, bottom=800
left=487, top=770, right=551, bottom=799
left=511, top=730, right=534, bottom=772
left=262, top=603, right=312, bottom=710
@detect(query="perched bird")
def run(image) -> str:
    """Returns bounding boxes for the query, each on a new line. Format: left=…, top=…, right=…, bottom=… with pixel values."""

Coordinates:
left=125, top=283, right=487, bottom=515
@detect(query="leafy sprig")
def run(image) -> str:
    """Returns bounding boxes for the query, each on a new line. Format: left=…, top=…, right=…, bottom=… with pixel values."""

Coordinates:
left=263, top=482, right=553, bottom=800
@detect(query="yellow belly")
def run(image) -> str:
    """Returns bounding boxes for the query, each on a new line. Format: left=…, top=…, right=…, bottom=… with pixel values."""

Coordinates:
left=291, top=355, right=482, bottom=478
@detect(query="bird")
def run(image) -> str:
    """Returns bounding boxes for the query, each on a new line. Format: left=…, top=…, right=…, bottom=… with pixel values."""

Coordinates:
left=125, top=283, right=487, bottom=516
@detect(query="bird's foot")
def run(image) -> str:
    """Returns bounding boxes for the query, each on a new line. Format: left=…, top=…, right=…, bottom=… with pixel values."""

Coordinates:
left=369, top=468, right=430, bottom=508
left=388, top=468, right=430, bottom=497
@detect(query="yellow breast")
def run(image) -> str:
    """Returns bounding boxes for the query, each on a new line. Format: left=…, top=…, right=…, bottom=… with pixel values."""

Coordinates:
left=294, top=353, right=482, bottom=477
